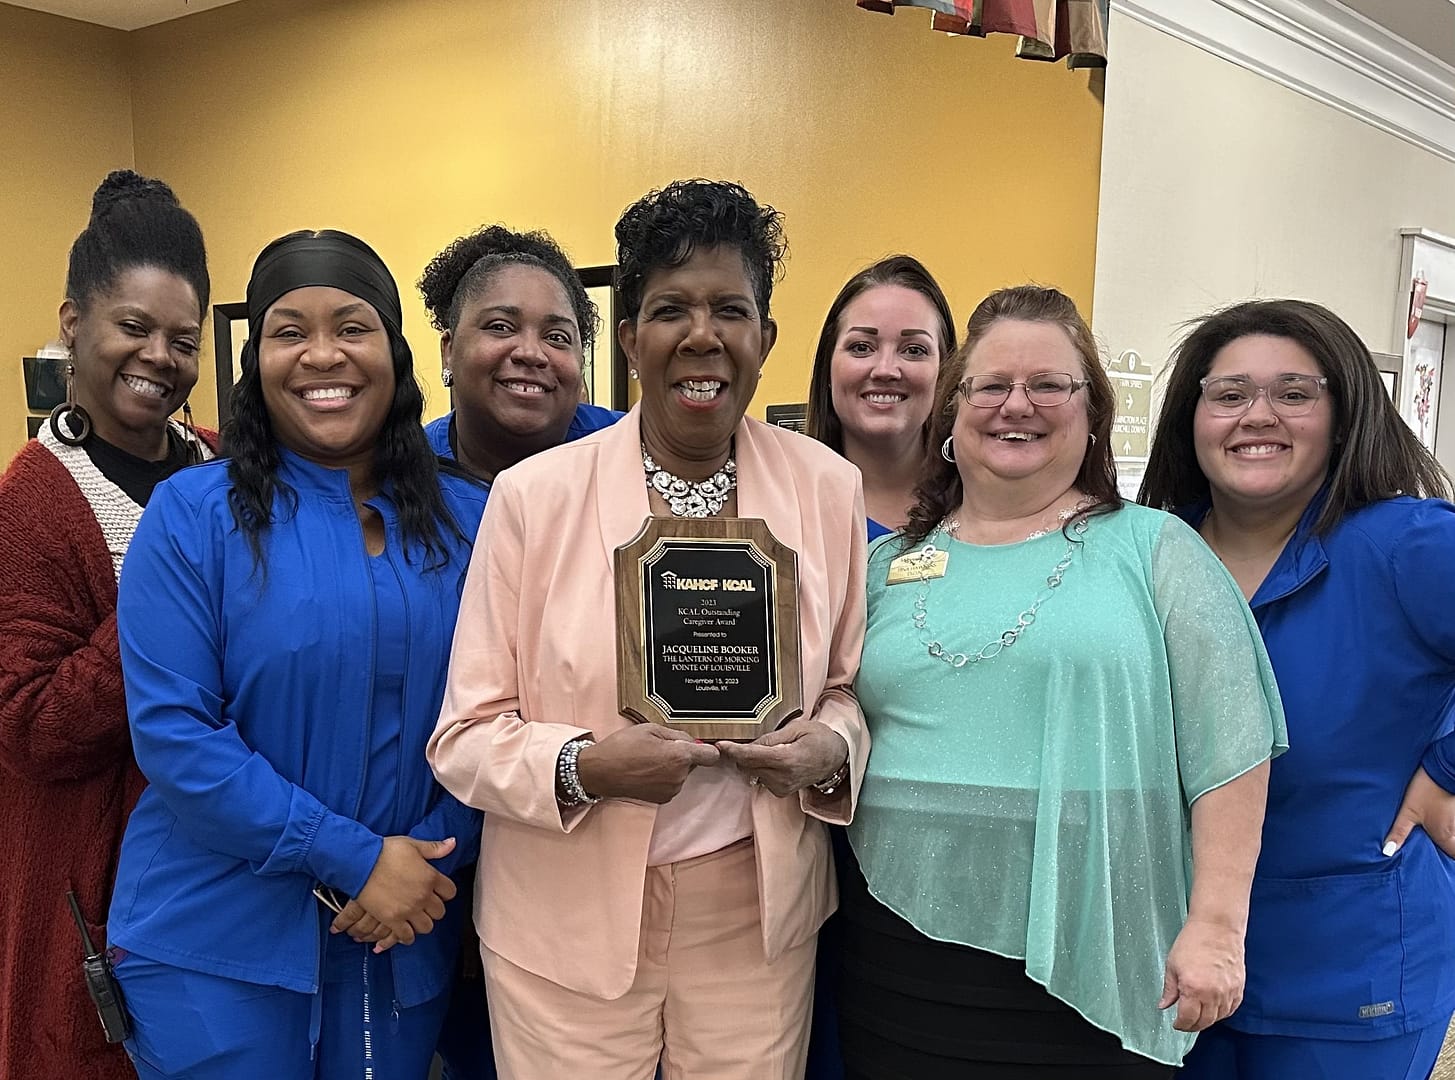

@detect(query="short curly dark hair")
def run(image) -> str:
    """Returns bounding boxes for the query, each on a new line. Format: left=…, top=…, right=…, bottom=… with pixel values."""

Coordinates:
left=417, top=224, right=597, bottom=351
left=614, top=179, right=786, bottom=322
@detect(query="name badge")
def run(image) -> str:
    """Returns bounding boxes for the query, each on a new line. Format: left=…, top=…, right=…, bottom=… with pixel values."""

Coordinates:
left=886, top=545, right=949, bottom=586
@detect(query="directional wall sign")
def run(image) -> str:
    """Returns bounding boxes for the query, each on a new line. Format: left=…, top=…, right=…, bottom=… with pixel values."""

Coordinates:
left=1108, top=349, right=1154, bottom=464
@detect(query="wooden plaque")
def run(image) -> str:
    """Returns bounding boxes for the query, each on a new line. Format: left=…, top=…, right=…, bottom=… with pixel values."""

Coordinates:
left=615, top=516, right=803, bottom=741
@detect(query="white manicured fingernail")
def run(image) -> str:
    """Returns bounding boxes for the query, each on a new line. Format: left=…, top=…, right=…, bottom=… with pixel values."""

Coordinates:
left=1382, top=841, right=1399, bottom=857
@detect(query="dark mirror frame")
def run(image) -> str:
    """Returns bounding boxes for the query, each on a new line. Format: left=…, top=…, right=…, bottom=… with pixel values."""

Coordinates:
left=212, top=301, right=249, bottom=431
left=576, top=264, right=629, bottom=411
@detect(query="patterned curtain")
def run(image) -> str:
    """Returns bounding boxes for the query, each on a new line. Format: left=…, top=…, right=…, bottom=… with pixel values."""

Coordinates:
left=854, top=0, right=1110, bottom=68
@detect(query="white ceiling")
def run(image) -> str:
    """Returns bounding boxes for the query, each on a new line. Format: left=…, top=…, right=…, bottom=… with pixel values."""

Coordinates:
left=5, top=0, right=243, bottom=31
left=1334, top=0, right=1455, bottom=69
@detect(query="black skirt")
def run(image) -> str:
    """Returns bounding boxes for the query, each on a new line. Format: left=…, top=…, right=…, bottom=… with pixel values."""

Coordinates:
left=835, top=846, right=1178, bottom=1080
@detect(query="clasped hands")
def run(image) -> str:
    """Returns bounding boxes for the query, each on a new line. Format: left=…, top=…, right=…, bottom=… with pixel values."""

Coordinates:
left=330, top=834, right=458, bottom=953
left=576, top=719, right=849, bottom=804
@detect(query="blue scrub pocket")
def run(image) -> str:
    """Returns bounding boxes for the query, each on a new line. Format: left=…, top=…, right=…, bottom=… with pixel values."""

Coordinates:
left=1241, top=865, right=1405, bottom=1033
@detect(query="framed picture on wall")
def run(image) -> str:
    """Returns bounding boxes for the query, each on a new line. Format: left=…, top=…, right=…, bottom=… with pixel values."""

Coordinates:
left=577, top=265, right=628, bottom=410
left=22, top=355, right=66, bottom=411
left=212, top=301, right=249, bottom=430
left=1371, top=351, right=1401, bottom=405
left=766, top=403, right=808, bottom=433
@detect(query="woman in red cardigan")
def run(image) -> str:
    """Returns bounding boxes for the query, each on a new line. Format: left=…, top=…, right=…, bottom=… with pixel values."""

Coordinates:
left=0, top=170, right=212, bottom=1079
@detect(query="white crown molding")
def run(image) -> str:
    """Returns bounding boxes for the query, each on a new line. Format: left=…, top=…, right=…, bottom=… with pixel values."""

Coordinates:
left=1111, top=0, right=1455, bottom=164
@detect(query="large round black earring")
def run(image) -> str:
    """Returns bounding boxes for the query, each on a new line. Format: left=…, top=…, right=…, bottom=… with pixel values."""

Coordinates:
left=48, top=359, right=91, bottom=446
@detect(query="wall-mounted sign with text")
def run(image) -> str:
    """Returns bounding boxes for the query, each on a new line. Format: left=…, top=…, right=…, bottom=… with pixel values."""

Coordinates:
left=1108, top=349, right=1153, bottom=465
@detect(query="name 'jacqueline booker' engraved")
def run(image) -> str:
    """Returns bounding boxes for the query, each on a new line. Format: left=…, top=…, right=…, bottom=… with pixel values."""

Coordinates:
left=661, top=644, right=762, bottom=656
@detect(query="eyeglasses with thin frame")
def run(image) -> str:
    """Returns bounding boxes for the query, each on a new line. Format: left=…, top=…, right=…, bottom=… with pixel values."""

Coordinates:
left=1198, top=374, right=1328, bottom=417
left=957, top=372, right=1090, bottom=408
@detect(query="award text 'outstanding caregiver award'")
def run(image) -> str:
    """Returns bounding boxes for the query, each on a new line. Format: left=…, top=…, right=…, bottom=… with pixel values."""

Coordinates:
left=615, top=517, right=802, bottom=741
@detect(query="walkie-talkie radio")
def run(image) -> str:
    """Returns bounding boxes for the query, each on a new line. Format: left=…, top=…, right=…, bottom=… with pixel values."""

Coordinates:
left=66, top=890, right=131, bottom=1043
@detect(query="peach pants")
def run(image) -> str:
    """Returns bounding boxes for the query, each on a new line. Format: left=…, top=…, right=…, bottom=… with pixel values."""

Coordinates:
left=482, top=838, right=816, bottom=1080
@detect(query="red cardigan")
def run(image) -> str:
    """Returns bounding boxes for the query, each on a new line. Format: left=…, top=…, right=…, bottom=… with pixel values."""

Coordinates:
left=0, top=431, right=213, bottom=1079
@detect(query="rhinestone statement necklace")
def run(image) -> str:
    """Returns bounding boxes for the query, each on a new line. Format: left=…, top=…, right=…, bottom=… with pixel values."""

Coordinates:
left=642, top=446, right=737, bottom=517
left=912, top=504, right=1090, bottom=668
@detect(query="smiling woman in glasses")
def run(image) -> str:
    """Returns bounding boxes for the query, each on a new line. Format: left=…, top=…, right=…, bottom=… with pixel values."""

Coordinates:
left=1141, top=299, right=1455, bottom=1080
left=837, top=284, right=1287, bottom=1078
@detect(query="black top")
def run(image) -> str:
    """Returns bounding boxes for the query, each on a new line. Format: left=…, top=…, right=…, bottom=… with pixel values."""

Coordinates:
left=83, top=427, right=197, bottom=508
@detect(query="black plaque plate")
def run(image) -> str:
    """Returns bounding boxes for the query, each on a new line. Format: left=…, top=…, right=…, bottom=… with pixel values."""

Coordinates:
left=616, top=517, right=802, bottom=741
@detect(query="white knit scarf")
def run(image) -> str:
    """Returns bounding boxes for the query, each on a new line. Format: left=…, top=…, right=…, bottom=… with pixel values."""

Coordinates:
left=37, top=419, right=214, bottom=582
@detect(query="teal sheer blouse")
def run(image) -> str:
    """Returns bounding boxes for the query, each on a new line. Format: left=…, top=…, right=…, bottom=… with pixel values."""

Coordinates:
left=850, top=503, right=1288, bottom=1066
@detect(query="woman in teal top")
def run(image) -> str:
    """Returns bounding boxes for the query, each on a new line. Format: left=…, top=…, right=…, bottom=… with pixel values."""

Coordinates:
left=837, top=285, right=1288, bottom=1078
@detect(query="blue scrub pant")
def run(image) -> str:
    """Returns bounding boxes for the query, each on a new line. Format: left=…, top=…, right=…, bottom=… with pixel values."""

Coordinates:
left=115, top=939, right=451, bottom=1080
left=1180, top=1018, right=1452, bottom=1080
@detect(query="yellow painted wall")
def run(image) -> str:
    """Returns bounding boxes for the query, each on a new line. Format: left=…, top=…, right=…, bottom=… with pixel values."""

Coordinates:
left=0, top=3, right=133, bottom=462
left=123, top=0, right=1103, bottom=433
left=1, top=0, right=1102, bottom=462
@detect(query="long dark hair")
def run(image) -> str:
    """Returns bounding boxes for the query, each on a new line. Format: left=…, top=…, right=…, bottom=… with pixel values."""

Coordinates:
left=224, top=231, right=460, bottom=569
left=1139, top=299, right=1450, bottom=532
left=902, top=285, right=1123, bottom=548
left=805, top=254, right=956, bottom=455
left=66, top=169, right=209, bottom=314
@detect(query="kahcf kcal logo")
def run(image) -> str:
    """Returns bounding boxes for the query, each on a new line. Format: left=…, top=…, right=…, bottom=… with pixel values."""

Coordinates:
left=659, top=570, right=757, bottom=592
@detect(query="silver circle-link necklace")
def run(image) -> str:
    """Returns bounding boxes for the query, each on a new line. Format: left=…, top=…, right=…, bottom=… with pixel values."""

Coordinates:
left=641, top=446, right=737, bottom=517
left=912, top=505, right=1090, bottom=668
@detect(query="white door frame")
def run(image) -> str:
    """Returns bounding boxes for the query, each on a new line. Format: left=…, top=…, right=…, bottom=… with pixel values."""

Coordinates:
left=1390, top=229, right=1455, bottom=461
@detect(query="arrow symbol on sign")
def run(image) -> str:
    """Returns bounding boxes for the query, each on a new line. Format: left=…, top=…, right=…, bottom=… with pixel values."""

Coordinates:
left=1125, top=393, right=1134, bottom=409
left=1123, top=440, right=1132, bottom=453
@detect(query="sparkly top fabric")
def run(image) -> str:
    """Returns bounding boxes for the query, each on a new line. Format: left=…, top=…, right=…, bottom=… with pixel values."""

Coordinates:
left=849, top=502, right=1288, bottom=1066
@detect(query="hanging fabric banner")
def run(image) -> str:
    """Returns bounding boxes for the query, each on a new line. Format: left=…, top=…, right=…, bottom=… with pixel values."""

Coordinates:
left=854, top=0, right=1108, bottom=68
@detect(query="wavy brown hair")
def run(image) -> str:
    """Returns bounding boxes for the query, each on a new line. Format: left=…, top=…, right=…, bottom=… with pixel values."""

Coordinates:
left=901, top=285, right=1122, bottom=548
left=1139, top=298, right=1450, bottom=531
left=804, top=254, right=957, bottom=456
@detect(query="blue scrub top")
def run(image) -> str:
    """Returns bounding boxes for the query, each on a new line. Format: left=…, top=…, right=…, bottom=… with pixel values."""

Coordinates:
left=1180, top=491, right=1455, bottom=1040
left=424, top=404, right=621, bottom=473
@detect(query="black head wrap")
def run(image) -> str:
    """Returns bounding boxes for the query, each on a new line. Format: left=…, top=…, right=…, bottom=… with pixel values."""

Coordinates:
left=245, top=229, right=403, bottom=343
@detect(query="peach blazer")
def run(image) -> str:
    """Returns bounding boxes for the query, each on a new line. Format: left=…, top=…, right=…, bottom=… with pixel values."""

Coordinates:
left=428, top=407, right=869, bottom=1000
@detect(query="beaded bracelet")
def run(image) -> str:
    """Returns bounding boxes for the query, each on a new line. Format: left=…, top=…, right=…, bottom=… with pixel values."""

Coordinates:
left=556, top=736, right=601, bottom=808
left=810, top=761, right=849, bottom=796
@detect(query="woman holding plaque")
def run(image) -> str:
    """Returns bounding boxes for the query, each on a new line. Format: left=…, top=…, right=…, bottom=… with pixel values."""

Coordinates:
left=1141, top=300, right=1455, bottom=1080
left=837, top=285, right=1286, bottom=1077
left=806, top=254, right=956, bottom=540
left=430, top=178, right=868, bottom=1080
